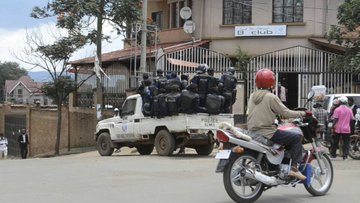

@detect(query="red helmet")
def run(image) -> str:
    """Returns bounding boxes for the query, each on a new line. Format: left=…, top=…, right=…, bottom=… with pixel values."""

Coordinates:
left=255, top=68, right=275, bottom=89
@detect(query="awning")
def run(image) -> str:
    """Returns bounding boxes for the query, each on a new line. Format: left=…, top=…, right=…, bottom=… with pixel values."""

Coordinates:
left=167, top=58, right=199, bottom=68
left=308, top=38, right=346, bottom=53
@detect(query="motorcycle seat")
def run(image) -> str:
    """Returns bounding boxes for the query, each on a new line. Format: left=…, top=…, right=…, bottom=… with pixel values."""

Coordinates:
left=235, top=128, right=275, bottom=146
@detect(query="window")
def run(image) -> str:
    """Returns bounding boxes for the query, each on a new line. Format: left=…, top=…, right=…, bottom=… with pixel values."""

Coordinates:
left=273, top=0, right=303, bottom=23
left=121, top=99, right=137, bottom=117
left=169, top=0, right=192, bottom=29
left=18, top=89, right=23, bottom=98
left=152, top=11, right=163, bottom=30
left=223, top=0, right=252, bottom=25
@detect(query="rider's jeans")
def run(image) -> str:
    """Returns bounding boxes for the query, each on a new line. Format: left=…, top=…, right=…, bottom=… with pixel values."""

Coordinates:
left=270, top=129, right=303, bottom=165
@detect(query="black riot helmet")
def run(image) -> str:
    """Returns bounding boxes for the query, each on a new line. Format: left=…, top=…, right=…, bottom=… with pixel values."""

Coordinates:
left=207, top=67, right=214, bottom=76
left=228, top=67, right=235, bottom=75
left=196, top=64, right=207, bottom=74
left=143, top=73, right=149, bottom=80
left=156, top=68, right=163, bottom=75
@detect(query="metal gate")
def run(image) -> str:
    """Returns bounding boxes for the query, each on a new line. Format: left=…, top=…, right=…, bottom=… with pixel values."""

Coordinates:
left=5, top=114, right=26, bottom=157
left=247, top=46, right=351, bottom=108
left=159, top=46, right=233, bottom=76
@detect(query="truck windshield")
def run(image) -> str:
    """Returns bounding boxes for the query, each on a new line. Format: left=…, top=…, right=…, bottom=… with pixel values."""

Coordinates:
left=121, top=99, right=136, bottom=117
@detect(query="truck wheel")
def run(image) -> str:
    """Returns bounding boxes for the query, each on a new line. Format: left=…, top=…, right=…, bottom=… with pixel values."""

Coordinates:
left=136, top=145, right=154, bottom=155
left=195, top=144, right=214, bottom=156
left=155, top=130, right=175, bottom=156
left=97, top=132, right=114, bottom=156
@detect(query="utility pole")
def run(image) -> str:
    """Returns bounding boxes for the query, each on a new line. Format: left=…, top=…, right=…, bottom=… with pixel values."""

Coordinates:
left=140, top=0, right=148, bottom=75
left=95, top=0, right=105, bottom=121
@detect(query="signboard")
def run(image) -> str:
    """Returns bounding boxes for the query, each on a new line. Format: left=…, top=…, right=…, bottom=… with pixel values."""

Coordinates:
left=180, top=7, right=192, bottom=20
left=183, top=20, right=195, bottom=34
left=235, top=25, right=287, bottom=37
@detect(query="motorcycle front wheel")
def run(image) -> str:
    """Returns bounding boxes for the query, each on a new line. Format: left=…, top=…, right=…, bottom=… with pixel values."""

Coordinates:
left=349, top=135, right=360, bottom=160
left=305, top=153, right=333, bottom=196
left=223, top=152, right=264, bottom=203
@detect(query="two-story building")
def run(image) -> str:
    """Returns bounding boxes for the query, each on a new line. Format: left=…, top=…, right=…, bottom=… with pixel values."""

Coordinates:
left=4, top=76, right=52, bottom=105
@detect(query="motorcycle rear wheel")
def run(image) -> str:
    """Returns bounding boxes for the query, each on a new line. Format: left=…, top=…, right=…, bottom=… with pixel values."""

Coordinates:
left=223, top=152, right=264, bottom=203
left=305, top=153, right=333, bottom=196
left=349, top=135, right=360, bottom=160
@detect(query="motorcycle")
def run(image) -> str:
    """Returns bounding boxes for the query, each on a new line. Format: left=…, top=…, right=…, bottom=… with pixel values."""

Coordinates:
left=349, top=108, right=360, bottom=160
left=215, top=91, right=333, bottom=203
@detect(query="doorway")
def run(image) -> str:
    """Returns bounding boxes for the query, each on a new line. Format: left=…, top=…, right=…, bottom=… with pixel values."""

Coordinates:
left=278, top=73, right=298, bottom=110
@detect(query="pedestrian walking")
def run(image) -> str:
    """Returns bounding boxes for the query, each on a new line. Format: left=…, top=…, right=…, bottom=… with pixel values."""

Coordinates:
left=0, top=133, right=8, bottom=160
left=17, top=129, right=30, bottom=159
left=330, top=96, right=355, bottom=160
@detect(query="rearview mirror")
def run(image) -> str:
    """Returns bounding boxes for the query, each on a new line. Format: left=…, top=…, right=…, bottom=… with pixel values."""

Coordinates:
left=307, top=90, right=315, bottom=101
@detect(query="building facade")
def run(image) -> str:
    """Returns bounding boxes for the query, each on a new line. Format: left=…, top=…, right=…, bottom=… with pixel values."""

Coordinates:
left=149, top=0, right=342, bottom=56
left=4, top=76, right=52, bottom=105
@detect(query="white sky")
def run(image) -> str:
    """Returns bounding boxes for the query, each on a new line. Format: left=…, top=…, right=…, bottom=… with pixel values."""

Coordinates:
left=0, top=22, right=124, bottom=72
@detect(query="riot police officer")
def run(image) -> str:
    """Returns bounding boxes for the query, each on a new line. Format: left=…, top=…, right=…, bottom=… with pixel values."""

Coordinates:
left=137, top=73, right=151, bottom=95
left=153, top=68, right=167, bottom=93
left=179, top=83, right=206, bottom=114
left=165, top=72, right=182, bottom=93
left=219, top=67, right=237, bottom=113
left=190, top=64, right=210, bottom=107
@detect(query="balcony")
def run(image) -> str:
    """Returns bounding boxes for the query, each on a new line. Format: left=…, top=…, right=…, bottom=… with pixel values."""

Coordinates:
left=158, top=28, right=193, bottom=44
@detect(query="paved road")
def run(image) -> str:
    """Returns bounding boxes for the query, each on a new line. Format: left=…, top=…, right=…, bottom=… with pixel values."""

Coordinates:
left=1, top=148, right=359, bottom=203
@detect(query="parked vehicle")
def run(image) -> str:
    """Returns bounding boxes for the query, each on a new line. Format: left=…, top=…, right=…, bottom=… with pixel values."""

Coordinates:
left=215, top=91, right=333, bottom=202
left=94, top=94, right=234, bottom=156
left=349, top=108, right=360, bottom=160
left=323, top=93, right=360, bottom=114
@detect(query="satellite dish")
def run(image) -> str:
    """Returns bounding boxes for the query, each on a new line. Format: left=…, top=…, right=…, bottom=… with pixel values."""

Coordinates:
left=180, top=7, right=192, bottom=20
left=183, top=20, right=195, bottom=34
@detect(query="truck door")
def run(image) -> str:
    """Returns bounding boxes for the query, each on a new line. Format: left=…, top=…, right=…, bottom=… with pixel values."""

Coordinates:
left=114, top=98, right=136, bottom=140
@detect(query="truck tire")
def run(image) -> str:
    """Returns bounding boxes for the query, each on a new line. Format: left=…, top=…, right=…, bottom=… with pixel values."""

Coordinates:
left=195, top=144, right=214, bottom=156
left=155, top=130, right=175, bottom=156
left=136, top=145, right=154, bottom=155
left=97, top=132, right=114, bottom=156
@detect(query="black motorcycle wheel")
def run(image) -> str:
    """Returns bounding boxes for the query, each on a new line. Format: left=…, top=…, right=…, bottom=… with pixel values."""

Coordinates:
left=223, top=153, right=264, bottom=203
left=349, top=135, right=360, bottom=160
left=305, top=153, right=333, bottom=196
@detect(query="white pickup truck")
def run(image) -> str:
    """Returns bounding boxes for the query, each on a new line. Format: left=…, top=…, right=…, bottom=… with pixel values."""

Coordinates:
left=94, top=94, right=234, bottom=156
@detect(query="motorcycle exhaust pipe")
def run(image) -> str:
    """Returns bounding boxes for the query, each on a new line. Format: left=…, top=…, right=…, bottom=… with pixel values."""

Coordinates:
left=240, top=168, right=279, bottom=186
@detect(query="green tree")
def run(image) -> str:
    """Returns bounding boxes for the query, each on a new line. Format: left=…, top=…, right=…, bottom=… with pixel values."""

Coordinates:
left=16, top=30, right=82, bottom=156
left=31, top=0, right=141, bottom=114
left=235, top=46, right=251, bottom=72
left=327, top=0, right=360, bottom=72
left=0, top=62, right=27, bottom=102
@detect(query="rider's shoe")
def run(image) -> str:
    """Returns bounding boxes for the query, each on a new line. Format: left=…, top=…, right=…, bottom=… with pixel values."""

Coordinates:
left=288, top=167, right=306, bottom=180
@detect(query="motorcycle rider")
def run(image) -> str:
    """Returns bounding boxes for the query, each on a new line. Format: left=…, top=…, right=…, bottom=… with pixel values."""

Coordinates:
left=247, top=68, right=311, bottom=180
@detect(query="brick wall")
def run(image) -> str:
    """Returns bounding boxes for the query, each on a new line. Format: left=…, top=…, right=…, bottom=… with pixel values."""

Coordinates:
left=0, top=104, right=104, bottom=157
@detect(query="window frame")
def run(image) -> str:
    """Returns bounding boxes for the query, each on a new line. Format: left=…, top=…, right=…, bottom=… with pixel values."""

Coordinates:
left=121, top=99, right=137, bottom=117
left=272, top=0, right=303, bottom=23
left=223, top=0, right=252, bottom=25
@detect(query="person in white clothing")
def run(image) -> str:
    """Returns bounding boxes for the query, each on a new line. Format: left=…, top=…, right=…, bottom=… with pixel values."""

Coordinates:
left=0, top=133, right=8, bottom=159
